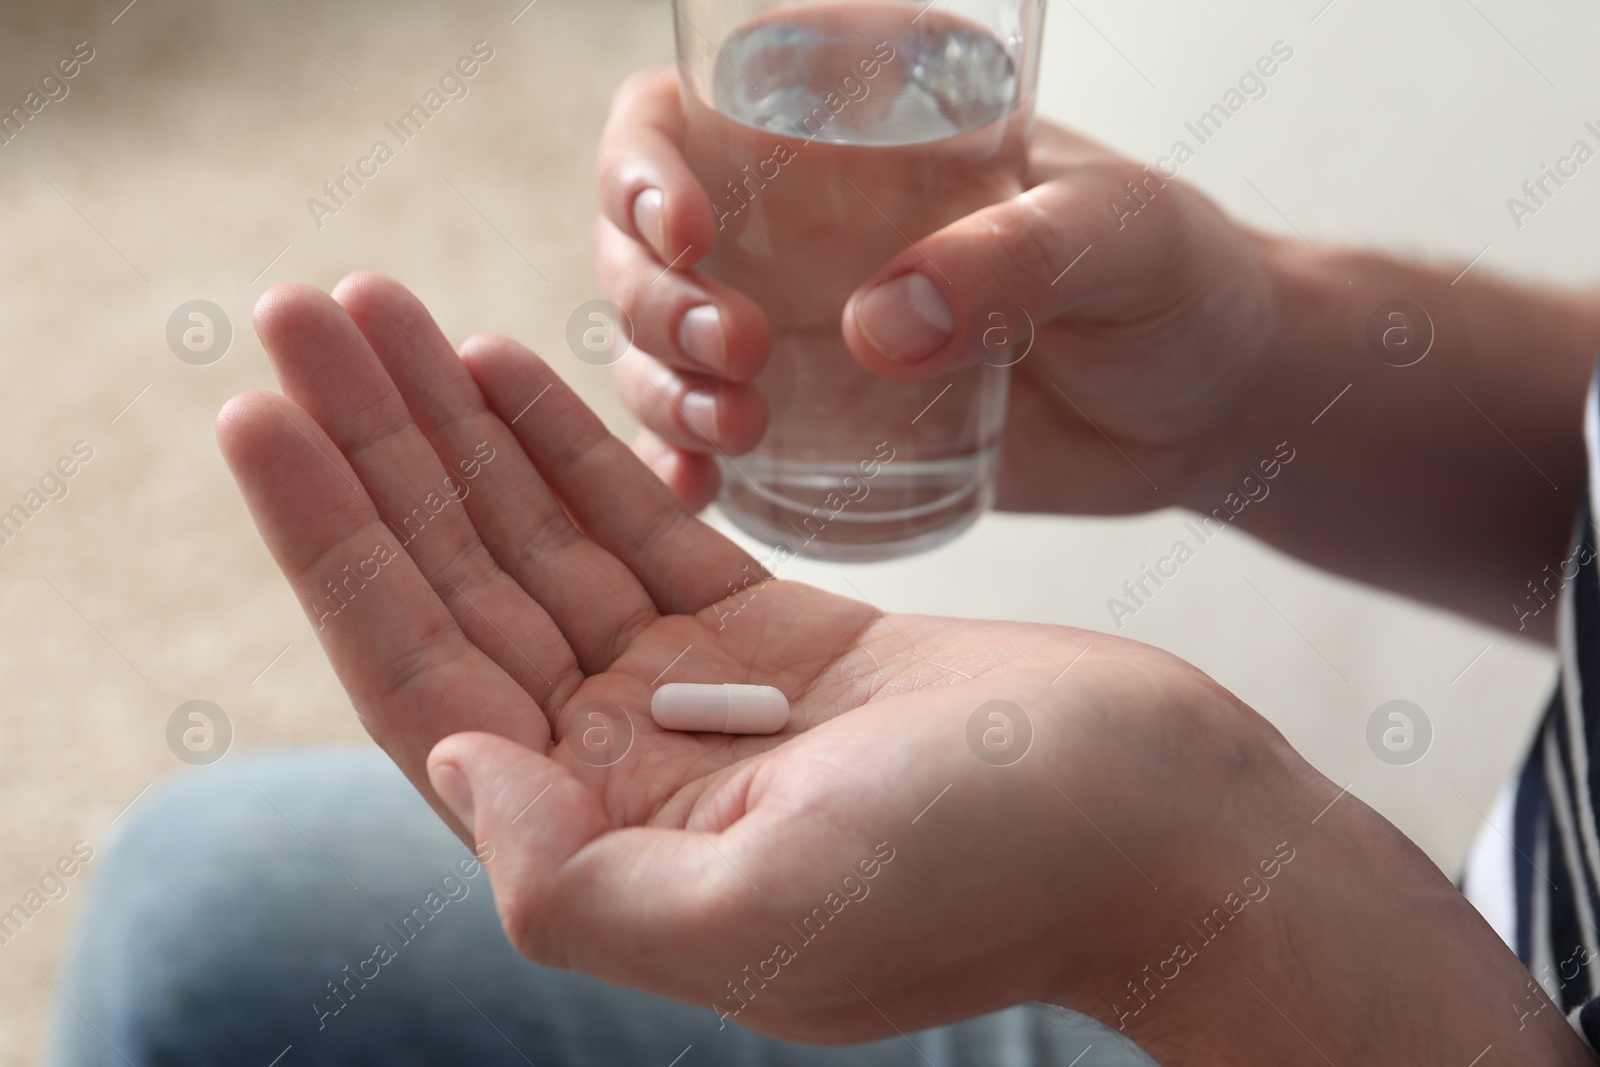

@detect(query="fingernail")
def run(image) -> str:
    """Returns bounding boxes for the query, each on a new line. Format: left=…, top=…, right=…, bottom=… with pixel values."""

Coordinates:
left=677, top=305, right=727, bottom=372
left=632, top=188, right=666, bottom=259
left=855, top=273, right=954, bottom=364
left=681, top=389, right=720, bottom=442
left=429, top=762, right=475, bottom=827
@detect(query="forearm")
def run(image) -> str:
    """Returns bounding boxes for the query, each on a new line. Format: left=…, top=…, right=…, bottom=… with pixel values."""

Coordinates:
left=1196, top=236, right=1600, bottom=641
left=1107, top=811, right=1593, bottom=1065
left=1048, top=718, right=1597, bottom=1066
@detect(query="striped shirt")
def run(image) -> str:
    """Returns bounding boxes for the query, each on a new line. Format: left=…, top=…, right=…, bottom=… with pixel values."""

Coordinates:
left=1463, top=371, right=1600, bottom=1048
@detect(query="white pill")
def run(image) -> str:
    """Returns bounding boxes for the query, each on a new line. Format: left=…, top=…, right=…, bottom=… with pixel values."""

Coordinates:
left=650, top=683, right=790, bottom=735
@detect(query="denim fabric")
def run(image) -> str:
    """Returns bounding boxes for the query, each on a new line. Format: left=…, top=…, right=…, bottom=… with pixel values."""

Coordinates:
left=47, top=748, right=1154, bottom=1067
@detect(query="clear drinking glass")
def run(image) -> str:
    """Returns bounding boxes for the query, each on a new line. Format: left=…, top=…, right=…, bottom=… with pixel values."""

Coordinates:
left=673, top=0, right=1046, bottom=561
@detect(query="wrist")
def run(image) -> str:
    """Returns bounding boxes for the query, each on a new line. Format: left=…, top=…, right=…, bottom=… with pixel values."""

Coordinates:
left=1245, top=226, right=1600, bottom=450
left=1046, top=721, right=1598, bottom=1066
left=1166, top=230, right=1343, bottom=517
left=1236, top=228, right=1358, bottom=438
left=1183, top=227, right=1599, bottom=633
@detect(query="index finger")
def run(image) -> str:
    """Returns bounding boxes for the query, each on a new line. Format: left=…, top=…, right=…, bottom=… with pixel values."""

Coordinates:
left=597, top=66, right=716, bottom=268
left=216, top=391, right=550, bottom=825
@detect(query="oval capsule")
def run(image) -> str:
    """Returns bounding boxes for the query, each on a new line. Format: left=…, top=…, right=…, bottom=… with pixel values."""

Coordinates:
left=650, top=683, right=790, bottom=735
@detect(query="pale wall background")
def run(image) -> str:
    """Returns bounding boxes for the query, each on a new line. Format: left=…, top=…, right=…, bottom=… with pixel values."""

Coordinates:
left=0, top=0, right=1592, bottom=1060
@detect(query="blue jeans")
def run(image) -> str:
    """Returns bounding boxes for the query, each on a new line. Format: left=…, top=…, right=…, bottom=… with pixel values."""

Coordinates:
left=46, top=749, right=1155, bottom=1066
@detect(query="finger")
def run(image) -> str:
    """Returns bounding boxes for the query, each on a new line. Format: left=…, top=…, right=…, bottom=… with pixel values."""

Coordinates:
left=429, top=731, right=750, bottom=990
left=612, top=347, right=767, bottom=455
left=597, top=67, right=715, bottom=269
left=594, top=215, right=769, bottom=381
left=253, top=282, right=581, bottom=696
left=461, top=333, right=765, bottom=616
left=633, top=428, right=721, bottom=512
left=217, top=393, right=549, bottom=827
left=841, top=163, right=1184, bottom=379
left=332, top=271, right=665, bottom=676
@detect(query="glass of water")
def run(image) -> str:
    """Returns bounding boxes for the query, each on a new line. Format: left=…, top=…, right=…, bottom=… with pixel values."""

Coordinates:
left=673, top=0, right=1046, bottom=562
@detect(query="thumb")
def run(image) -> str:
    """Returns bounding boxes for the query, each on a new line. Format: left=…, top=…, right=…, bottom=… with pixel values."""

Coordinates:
left=426, top=732, right=752, bottom=989
left=841, top=163, right=1183, bottom=380
left=426, top=731, right=611, bottom=964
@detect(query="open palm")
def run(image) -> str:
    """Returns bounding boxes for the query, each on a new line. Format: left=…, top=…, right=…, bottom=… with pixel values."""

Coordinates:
left=219, top=273, right=1281, bottom=1045
left=220, top=275, right=1025, bottom=820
